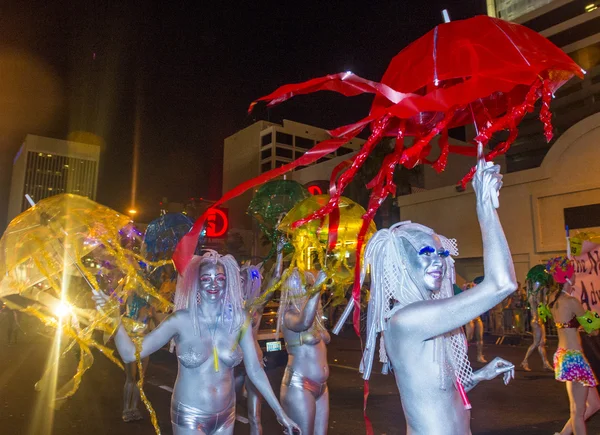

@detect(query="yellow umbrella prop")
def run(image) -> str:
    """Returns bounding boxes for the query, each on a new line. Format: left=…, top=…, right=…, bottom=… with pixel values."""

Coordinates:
left=0, top=194, right=170, bottom=434
left=276, top=194, right=376, bottom=305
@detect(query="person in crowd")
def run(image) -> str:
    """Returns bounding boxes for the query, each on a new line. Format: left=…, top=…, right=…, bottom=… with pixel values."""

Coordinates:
left=521, top=265, right=554, bottom=371
left=278, top=267, right=329, bottom=435
left=356, top=159, right=516, bottom=434
left=121, top=293, right=160, bottom=422
left=93, top=250, right=299, bottom=435
left=463, top=282, right=487, bottom=363
left=545, top=257, right=600, bottom=435
left=235, top=239, right=284, bottom=435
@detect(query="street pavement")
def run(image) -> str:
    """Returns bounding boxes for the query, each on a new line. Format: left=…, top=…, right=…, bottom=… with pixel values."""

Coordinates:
left=2, top=315, right=600, bottom=434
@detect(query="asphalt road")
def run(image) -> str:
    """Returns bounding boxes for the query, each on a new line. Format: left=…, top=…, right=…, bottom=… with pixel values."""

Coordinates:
left=2, top=316, right=600, bottom=435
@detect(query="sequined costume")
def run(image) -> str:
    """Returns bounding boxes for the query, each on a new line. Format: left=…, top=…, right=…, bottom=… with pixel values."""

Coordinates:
left=554, top=348, right=598, bottom=387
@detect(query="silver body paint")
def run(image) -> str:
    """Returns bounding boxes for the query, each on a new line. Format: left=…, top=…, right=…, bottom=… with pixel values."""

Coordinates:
left=94, top=255, right=299, bottom=435
left=370, top=161, right=518, bottom=435
left=280, top=270, right=330, bottom=435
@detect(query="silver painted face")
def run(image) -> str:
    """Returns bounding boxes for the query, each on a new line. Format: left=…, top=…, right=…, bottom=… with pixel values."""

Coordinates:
left=403, top=232, right=448, bottom=292
left=198, top=263, right=226, bottom=303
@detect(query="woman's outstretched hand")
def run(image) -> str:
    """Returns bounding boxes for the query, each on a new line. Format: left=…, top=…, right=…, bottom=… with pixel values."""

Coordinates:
left=472, top=158, right=503, bottom=209
left=479, top=357, right=515, bottom=385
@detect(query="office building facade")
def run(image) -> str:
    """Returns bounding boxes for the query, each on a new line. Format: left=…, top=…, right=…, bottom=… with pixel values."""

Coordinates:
left=7, top=134, right=100, bottom=222
left=222, top=119, right=364, bottom=258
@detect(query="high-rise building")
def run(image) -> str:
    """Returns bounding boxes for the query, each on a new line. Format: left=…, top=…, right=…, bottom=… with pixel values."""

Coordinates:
left=488, top=0, right=600, bottom=171
left=7, top=134, right=101, bottom=222
left=222, top=119, right=364, bottom=258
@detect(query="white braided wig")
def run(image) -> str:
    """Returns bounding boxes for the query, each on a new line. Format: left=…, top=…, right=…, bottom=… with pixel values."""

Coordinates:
left=276, top=268, right=324, bottom=337
left=360, top=221, right=472, bottom=391
left=172, top=250, right=245, bottom=338
left=240, top=262, right=263, bottom=305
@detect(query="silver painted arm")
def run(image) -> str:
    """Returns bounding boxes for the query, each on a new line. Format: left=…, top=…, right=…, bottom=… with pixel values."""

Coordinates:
left=93, top=290, right=180, bottom=363
left=114, top=313, right=180, bottom=363
left=239, top=314, right=300, bottom=433
left=465, top=357, right=515, bottom=392
left=284, top=271, right=327, bottom=332
left=396, top=161, right=517, bottom=341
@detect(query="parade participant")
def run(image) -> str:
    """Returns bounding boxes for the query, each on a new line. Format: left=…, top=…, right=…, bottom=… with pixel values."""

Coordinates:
left=235, top=241, right=284, bottom=435
left=2, top=303, right=21, bottom=345
left=278, top=268, right=329, bottom=435
left=121, top=293, right=160, bottom=422
left=462, top=282, right=487, bottom=363
left=93, top=250, right=299, bottom=435
left=545, top=257, right=600, bottom=435
left=521, top=265, right=554, bottom=371
left=359, top=160, right=516, bottom=435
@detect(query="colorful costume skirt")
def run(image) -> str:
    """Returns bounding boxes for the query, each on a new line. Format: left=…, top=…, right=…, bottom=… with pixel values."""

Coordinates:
left=554, top=347, right=598, bottom=387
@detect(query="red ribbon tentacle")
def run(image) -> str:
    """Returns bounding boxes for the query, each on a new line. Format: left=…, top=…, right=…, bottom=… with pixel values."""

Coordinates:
left=290, top=115, right=392, bottom=230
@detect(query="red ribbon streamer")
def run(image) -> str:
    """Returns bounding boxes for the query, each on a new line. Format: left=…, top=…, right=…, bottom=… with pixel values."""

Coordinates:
left=173, top=133, right=361, bottom=272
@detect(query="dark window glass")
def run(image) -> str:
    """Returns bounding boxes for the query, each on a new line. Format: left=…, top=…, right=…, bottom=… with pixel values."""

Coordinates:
left=448, top=127, right=466, bottom=142
left=276, top=132, right=293, bottom=145
left=548, top=16, right=600, bottom=48
left=337, top=147, right=354, bottom=156
left=275, top=160, right=288, bottom=168
left=295, top=136, right=315, bottom=149
left=521, top=1, right=589, bottom=32
left=261, top=133, right=272, bottom=146
left=554, top=81, right=583, bottom=99
left=565, top=204, right=600, bottom=230
left=275, top=147, right=293, bottom=158
left=261, top=148, right=272, bottom=160
left=294, top=150, right=305, bottom=159
left=261, top=161, right=271, bottom=173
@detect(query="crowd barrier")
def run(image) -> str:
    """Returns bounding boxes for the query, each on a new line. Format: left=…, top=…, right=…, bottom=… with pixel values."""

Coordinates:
left=480, top=308, right=558, bottom=343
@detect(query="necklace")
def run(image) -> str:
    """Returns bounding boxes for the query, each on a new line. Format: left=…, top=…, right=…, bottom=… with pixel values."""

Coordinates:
left=207, top=316, right=220, bottom=372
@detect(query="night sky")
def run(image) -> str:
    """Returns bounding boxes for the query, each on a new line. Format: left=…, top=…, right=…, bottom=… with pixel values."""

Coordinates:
left=0, top=0, right=486, bottom=227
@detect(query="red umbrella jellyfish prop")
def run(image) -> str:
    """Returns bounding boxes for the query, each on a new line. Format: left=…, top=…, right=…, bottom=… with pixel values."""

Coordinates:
left=174, top=16, right=583, bottom=331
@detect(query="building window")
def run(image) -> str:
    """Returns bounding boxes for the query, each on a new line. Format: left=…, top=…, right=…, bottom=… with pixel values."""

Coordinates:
left=548, top=16, right=600, bottom=48
left=565, top=204, right=600, bottom=230
left=520, top=1, right=590, bottom=32
left=275, top=160, right=288, bottom=168
left=294, top=150, right=305, bottom=159
left=295, top=136, right=314, bottom=149
left=275, top=147, right=293, bottom=158
left=261, top=133, right=272, bottom=146
left=276, top=132, right=293, bottom=146
left=337, top=147, right=354, bottom=156
left=261, top=148, right=272, bottom=160
left=261, top=161, right=272, bottom=173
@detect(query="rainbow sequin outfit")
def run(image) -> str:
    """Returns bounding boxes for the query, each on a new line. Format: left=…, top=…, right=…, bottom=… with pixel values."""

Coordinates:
left=554, top=348, right=598, bottom=387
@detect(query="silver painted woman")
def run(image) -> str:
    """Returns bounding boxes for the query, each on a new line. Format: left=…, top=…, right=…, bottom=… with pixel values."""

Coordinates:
left=520, top=264, right=553, bottom=371
left=94, top=250, right=299, bottom=435
left=278, top=268, right=329, bottom=435
left=236, top=243, right=283, bottom=434
left=358, top=160, right=516, bottom=435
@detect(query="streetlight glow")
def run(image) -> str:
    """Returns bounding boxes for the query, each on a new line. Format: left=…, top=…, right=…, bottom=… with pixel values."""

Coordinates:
left=54, top=301, right=72, bottom=318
